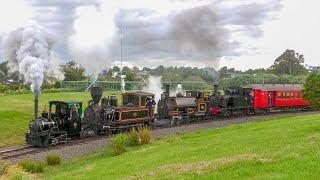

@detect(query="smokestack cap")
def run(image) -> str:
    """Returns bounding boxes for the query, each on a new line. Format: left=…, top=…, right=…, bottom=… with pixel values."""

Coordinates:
left=90, top=87, right=103, bottom=104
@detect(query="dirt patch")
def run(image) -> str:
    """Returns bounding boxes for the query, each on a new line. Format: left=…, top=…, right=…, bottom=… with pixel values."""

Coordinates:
left=85, top=164, right=95, bottom=171
left=127, top=154, right=273, bottom=179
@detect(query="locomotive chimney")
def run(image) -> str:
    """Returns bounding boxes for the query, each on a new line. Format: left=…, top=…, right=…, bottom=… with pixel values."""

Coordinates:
left=34, top=93, right=39, bottom=120
left=165, top=84, right=170, bottom=99
left=214, top=84, right=218, bottom=95
left=90, top=87, right=103, bottom=104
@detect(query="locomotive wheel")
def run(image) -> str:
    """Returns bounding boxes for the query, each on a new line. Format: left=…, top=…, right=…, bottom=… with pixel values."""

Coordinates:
left=41, top=136, right=51, bottom=147
left=170, top=118, right=175, bottom=126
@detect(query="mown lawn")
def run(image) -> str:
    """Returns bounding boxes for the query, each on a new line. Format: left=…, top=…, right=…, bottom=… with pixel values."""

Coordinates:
left=42, top=113, right=320, bottom=179
left=0, top=91, right=122, bottom=148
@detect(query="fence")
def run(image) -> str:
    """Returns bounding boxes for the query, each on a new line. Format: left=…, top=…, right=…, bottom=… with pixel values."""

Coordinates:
left=60, top=81, right=213, bottom=92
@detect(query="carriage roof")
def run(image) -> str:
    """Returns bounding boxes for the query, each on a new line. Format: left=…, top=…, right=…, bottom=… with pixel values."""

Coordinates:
left=245, top=84, right=303, bottom=91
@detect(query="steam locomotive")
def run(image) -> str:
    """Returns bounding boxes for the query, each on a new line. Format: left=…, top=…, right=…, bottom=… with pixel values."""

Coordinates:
left=26, top=87, right=155, bottom=146
left=26, top=84, right=310, bottom=147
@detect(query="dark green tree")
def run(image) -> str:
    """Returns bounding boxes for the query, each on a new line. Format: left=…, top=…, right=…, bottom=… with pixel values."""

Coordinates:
left=0, top=69, right=4, bottom=83
left=0, top=61, right=21, bottom=82
left=60, top=61, right=86, bottom=81
left=303, top=73, right=320, bottom=109
left=270, top=49, right=308, bottom=75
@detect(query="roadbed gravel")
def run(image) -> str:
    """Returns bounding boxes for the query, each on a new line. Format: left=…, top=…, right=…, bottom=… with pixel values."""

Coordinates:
left=4, top=111, right=318, bottom=163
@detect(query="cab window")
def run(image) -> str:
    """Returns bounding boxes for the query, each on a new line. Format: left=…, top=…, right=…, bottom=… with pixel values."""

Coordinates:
left=141, top=96, right=147, bottom=106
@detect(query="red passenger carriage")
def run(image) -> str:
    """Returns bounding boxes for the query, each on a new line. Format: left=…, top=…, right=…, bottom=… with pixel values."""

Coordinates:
left=247, top=84, right=309, bottom=112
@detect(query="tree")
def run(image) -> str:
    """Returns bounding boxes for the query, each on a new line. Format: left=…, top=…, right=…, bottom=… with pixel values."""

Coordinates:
left=60, top=61, right=86, bottom=81
left=0, top=61, right=9, bottom=78
left=303, top=73, right=320, bottom=109
left=122, top=66, right=135, bottom=81
left=0, top=69, right=4, bottom=83
left=270, top=49, right=308, bottom=75
left=219, top=66, right=238, bottom=78
left=0, top=61, right=21, bottom=82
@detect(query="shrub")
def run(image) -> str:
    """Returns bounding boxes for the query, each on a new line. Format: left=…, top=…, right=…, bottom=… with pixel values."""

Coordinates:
left=18, top=159, right=44, bottom=173
left=0, top=85, right=9, bottom=93
left=128, top=126, right=152, bottom=146
left=128, top=128, right=141, bottom=146
left=46, top=153, right=61, bottom=166
left=139, top=126, right=152, bottom=145
left=0, top=160, right=9, bottom=176
left=110, top=133, right=128, bottom=156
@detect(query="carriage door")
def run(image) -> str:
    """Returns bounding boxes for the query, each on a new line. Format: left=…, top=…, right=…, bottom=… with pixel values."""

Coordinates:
left=268, top=91, right=273, bottom=108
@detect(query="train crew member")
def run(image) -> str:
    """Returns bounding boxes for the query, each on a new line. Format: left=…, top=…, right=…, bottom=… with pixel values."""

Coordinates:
left=146, top=97, right=156, bottom=119
left=70, top=106, right=79, bottom=120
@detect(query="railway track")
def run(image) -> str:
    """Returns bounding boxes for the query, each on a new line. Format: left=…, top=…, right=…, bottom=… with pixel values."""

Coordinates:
left=0, top=136, right=109, bottom=161
left=0, top=111, right=316, bottom=162
left=0, top=146, right=39, bottom=160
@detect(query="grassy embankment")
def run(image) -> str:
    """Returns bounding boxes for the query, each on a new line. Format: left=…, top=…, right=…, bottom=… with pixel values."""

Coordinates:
left=0, top=91, right=123, bottom=148
left=42, top=113, right=320, bottom=179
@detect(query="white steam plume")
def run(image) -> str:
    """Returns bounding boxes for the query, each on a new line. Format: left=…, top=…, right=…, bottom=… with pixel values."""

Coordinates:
left=68, top=4, right=115, bottom=74
left=2, top=25, right=58, bottom=94
left=142, top=76, right=163, bottom=103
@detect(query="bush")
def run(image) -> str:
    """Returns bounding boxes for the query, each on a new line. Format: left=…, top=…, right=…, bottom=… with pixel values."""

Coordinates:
left=18, top=159, right=44, bottom=173
left=110, top=133, right=128, bottom=156
left=128, top=128, right=141, bottom=146
left=0, top=160, right=9, bottom=176
left=46, top=153, right=61, bottom=166
left=0, top=85, right=9, bottom=93
left=2, top=165, right=32, bottom=180
left=139, top=126, right=152, bottom=145
left=128, top=126, right=152, bottom=146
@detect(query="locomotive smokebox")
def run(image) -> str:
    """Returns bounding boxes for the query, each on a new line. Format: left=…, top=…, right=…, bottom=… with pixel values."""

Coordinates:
left=90, top=87, right=103, bottom=104
left=34, top=94, right=39, bottom=120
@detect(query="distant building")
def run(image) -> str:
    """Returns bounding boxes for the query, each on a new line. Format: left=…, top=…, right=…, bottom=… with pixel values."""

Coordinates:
left=3, top=79, right=21, bottom=85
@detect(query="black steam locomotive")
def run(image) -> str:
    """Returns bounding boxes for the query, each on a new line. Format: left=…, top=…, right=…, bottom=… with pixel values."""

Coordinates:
left=157, top=84, right=252, bottom=124
left=26, top=87, right=155, bottom=146
left=25, top=85, right=258, bottom=147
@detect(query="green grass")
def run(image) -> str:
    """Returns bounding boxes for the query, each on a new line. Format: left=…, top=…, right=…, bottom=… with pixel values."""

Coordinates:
left=0, top=91, right=123, bottom=148
left=41, top=113, right=320, bottom=179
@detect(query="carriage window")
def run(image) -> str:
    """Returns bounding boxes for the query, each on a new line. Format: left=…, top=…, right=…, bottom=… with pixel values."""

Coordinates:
left=278, top=92, right=282, bottom=98
left=282, top=93, right=286, bottom=99
left=286, top=93, right=290, bottom=98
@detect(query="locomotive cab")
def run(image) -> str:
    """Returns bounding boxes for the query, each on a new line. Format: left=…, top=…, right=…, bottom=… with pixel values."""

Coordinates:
left=26, top=101, right=82, bottom=146
left=48, top=101, right=82, bottom=138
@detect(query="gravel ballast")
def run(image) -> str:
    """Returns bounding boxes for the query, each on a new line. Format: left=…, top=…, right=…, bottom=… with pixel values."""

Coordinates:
left=5, top=111, right=317, bottom=163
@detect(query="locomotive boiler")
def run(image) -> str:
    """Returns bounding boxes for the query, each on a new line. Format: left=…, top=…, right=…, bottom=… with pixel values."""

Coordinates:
left=157, top=85, right=209, bottom=124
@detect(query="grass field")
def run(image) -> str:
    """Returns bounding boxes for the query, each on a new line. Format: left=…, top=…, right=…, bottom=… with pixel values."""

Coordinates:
left=0, top=91, right=123, bottom=148
left=42, top=113, right=320, bottom=179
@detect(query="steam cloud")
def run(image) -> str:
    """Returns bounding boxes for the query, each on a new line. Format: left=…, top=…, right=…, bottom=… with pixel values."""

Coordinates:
left=2, top=25, right=59, bottom=95
left=142, top=76, right=163, bottom=103
left=0, top=0, right=282, bottom=72
left=110, top=5, right=225, bottom=68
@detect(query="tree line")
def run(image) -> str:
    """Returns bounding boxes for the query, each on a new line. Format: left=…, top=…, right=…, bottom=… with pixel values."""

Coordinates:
left=0, top=49, right=319, bottom=94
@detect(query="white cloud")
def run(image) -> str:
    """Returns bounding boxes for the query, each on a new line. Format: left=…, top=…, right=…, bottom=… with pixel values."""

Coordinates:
left=0, top=0, right=35, bottom=33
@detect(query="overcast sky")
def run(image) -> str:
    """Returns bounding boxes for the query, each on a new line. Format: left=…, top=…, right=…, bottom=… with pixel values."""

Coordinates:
left=0, top=0, right=319, bottom=70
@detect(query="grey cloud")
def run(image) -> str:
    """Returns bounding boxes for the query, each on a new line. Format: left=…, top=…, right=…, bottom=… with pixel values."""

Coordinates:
left=30, top=0, right=100, bottom=44
left=109, top=0, right=282, bottom=65
left=0, top=0, right=282, bottom=66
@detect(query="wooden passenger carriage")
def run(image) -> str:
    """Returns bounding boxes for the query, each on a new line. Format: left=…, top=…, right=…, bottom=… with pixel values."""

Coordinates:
left=247, top=84, right=309, bottom=112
